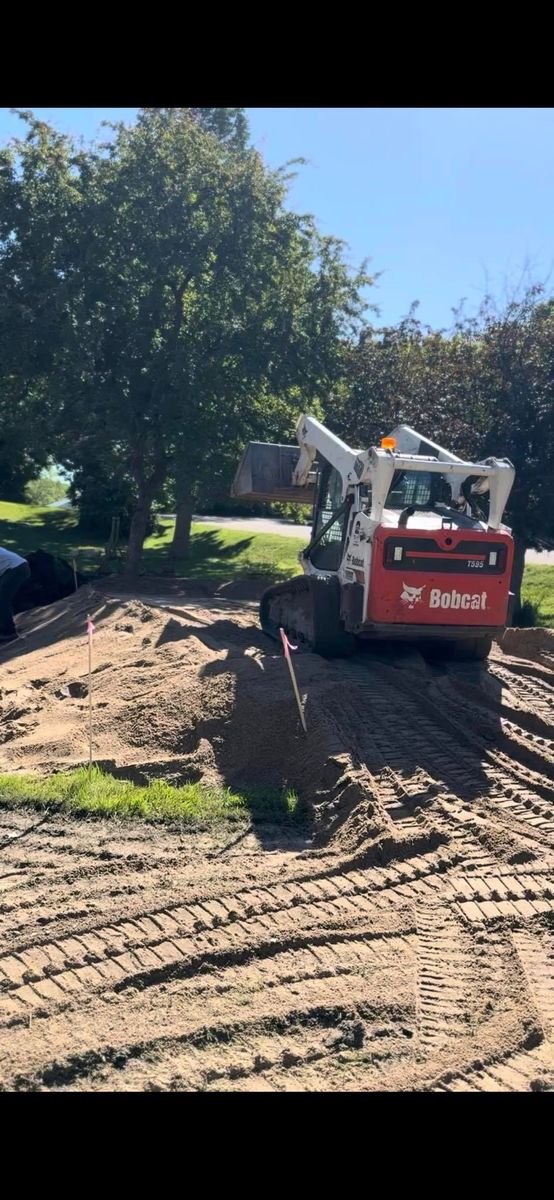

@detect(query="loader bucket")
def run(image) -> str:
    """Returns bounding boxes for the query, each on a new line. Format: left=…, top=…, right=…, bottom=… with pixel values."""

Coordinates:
left=231, top=442, right=316, bottom=505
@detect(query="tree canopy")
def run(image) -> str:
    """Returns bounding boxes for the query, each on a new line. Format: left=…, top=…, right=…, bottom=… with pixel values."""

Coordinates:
left=0, top=107, right=552, bottom=594
left=329, top=287, right=554, bottom=606
left=0, top=106, right=370, bottom=568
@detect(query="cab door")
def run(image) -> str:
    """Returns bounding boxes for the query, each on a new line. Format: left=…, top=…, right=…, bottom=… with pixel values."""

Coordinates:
left=308, top=461, right=349, bottom=572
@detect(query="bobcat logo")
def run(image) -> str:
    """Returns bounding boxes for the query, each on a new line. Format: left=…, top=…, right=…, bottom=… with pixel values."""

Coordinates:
left=400, top=582, right=425, bottom=609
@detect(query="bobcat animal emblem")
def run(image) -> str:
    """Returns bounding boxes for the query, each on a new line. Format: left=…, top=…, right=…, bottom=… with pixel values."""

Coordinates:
left=400, top=582, right=424, bottom=609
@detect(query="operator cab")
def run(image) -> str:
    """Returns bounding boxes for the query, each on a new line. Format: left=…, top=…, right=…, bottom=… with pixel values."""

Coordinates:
left=306, top=457, right=488, bottom=573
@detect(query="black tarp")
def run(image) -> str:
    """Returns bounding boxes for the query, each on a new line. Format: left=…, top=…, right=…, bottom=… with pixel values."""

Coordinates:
left=13, top=550, right=87, bottom=613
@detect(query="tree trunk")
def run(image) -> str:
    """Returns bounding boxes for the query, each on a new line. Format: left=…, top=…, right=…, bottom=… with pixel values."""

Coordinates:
left=171, top=463, right=195, bottom=558
left=171, top=496, right=194, bottom=558
left=510, top=535, right=526, bottom=620
left=125, top=501, right=152, bottom=576
left=125, top=440, right=167, bottom=575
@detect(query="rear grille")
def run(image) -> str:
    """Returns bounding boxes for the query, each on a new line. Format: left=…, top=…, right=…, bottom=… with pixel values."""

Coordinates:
left=383, top=537, right=507, bottom=574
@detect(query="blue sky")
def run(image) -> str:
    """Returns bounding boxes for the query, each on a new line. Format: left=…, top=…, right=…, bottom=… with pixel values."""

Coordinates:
left=1, top=107, right=552, bottom=328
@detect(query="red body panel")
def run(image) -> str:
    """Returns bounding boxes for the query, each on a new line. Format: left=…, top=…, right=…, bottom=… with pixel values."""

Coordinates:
left=367, top=526, right=513, bottom=627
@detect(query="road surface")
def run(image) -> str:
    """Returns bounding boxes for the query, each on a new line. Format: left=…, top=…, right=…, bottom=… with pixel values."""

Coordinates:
left=191, top=513, right=310, bottom=538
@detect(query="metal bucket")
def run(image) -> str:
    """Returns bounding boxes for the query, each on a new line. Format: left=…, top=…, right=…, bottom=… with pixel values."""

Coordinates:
left=231, top=442, right=316, bottom=504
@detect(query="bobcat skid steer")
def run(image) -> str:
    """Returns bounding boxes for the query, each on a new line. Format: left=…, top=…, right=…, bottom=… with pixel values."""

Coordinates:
left=232, top=416, right=515, bottom=661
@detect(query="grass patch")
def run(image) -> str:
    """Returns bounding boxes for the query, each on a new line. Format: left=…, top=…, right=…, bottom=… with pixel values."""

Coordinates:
left=0, top=501, right=305, bottom=582
left=521, top=565, right=554, bottom=627
left=0, top=501, right=100, bottom=571
left=143, top=520, right=305, bottom=580
left=0, top=766, right=303, bottom=825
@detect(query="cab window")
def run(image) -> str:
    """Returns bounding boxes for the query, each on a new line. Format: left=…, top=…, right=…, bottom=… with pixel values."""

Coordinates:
left=309, top=462, right=347, bottom=571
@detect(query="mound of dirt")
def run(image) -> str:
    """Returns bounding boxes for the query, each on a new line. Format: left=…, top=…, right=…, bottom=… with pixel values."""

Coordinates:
left=91, top=574, right=275, bottom=602
left=1, top=584, right=553, bottom=865
left=498, top=626, right=554, bottom=665
left=1, top=587, right=374, bottom=846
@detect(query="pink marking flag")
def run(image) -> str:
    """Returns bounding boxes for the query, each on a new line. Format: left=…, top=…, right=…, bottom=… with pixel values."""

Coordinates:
left=86, top=616, right=94, bottom=768
left=279, top=627, right=307, bottom=734
left=280, top=628, right=298, bottom=657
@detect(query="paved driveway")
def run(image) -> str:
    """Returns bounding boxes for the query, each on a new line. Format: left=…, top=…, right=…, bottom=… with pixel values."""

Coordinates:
left=191, top=514, right=310, bottom=539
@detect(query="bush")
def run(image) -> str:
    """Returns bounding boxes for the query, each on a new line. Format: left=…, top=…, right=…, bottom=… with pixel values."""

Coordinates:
left=24, top=474, right=68, bottom=507
left=194, top=497, right=312, bottom=523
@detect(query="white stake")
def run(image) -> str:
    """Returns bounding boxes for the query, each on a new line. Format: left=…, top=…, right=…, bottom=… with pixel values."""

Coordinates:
left=87, top=615, right=95, bottom=771
left=279, top=627, right=307, bottom=734
left=72, top=557, right=78, bottom=592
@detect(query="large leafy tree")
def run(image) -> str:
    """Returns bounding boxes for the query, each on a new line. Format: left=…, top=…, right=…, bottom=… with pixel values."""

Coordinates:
left=332, top=304, right=489, bottom=456
left=475, top=289, right=554, bottom=603
left=337, top=288, right=554, bottom=611
left=2, top=107, right=370, bottom=569
left=0, top=113, right=78, bottom=498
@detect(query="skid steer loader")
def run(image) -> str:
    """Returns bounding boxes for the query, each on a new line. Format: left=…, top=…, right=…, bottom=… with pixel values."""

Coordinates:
left=232, top=416, right=516, bottom=661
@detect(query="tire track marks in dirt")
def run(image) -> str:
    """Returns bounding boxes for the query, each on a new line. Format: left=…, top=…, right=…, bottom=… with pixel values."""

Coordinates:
left=430, top=1040, right=554, bottom=1092
left=512, top=925, right=554, bottom=1046
left=1, top=602, right=554, bottom=1089
left=416, top=904, right=477, bottom=1050
left=357, top=660, right=554, bottom=848
left=0, top=837, right=499, bottom=1012
left=0, top=883, right=419, bottom=1023
left=3, top=942, right=416, bottom=1091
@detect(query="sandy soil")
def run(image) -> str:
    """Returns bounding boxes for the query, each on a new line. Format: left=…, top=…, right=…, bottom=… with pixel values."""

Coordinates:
left=0, top=585, right=553, bottom=1091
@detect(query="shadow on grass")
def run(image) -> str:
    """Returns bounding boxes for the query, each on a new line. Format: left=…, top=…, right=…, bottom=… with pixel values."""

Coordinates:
left=144, top=529, right=253, bottom=564
left=2, top=508, right=303, bottom=588
left=0, top=507, right=104, bottom=570
left=144, top=529, right=298, bottom=584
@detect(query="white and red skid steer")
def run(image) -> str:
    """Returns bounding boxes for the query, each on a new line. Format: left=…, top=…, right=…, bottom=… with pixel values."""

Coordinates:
left=232, top=416, right=515, bottom=661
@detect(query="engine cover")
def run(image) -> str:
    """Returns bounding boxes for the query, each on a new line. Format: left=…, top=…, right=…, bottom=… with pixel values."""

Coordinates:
left=367, top=526, right=514, bottom=627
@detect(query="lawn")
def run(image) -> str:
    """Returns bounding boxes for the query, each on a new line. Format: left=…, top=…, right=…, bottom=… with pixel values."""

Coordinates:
left=143, top=519, right=305, bottom=579
left=0, top=766, right=302, bottom=825
left=521, top=564, right=554, bottom=627
left=0, top=501, right=306, bottom=582
left=1, top=500, right=552, bottom=618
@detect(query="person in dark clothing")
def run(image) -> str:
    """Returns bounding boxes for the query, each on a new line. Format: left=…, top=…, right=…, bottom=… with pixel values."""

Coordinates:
left=0, top=547, right=31, bottom=642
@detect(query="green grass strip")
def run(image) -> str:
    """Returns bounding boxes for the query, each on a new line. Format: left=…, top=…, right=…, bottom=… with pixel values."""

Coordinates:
left=521, top=565, right=554, bottom=627
left=0, top=766, right=302, bottom=825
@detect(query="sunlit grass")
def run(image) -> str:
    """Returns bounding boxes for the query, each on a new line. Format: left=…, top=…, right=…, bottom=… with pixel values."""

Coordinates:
left=0, top=765, right=302, bottom=825
left=0, top=501, right=305, bottom=581
left=521, top=565, right=554, bottom=627
left=143, top=520, right=305, bottom=579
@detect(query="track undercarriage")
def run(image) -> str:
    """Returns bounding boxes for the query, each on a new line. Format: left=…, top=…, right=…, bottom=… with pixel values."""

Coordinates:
left=260, top=574, right=493, bottom=661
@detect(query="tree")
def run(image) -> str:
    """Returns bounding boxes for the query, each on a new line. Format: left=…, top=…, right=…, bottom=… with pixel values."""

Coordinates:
left=332, top=304, right=489, bottom=456
left=475, top=289, right=554, bottom=608
left=337, top=288, right=554, bottom=613
left=167, top=225, right=370, bottom=558
left=2, top=108, right=370, bottom=571
left=68, top=449, right=145, bottom=539
left=189, top=108, right=249, bottom=152
left=0, top=112, right=79, bottom=499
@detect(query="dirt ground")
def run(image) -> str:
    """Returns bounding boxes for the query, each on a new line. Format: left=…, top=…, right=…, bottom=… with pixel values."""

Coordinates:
left=0, top=583, right=553, bottom=1091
